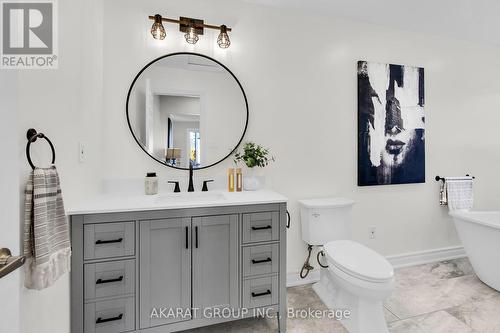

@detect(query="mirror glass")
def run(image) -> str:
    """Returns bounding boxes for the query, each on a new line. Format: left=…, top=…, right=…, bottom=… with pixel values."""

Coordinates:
left=127, top=53, right=248, bottom=170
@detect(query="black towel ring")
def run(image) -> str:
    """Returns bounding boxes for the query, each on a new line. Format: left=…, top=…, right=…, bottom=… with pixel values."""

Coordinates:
left=26, top=128, right=56, bottom=170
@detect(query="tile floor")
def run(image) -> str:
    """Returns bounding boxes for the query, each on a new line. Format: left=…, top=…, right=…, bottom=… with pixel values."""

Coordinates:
left=185, top=258, right=500, bottom=332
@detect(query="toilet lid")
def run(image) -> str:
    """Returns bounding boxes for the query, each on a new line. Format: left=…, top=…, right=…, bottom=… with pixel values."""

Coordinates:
left=324, top=240, right=394, bottom=283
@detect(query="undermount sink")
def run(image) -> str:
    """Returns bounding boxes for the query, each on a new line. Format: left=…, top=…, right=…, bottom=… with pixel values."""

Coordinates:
left=156, top=191, right=226, bottom=204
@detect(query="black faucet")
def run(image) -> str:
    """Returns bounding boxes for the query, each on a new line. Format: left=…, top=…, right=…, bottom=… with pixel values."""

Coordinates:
left=188, top=161, right=194, bottom=192
left=202, top=180, right=214, bottom=192
left=168, top=181, right=181, bottom=193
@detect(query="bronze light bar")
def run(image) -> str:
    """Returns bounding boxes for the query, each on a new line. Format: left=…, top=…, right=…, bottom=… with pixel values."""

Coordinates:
left=148, top=14, right=232, bottom=47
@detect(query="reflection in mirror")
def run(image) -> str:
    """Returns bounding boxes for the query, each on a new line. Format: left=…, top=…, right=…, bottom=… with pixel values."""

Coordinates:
left=127, top=53, right=248, bottom=170
left=163, top=95, right=200, bottom=167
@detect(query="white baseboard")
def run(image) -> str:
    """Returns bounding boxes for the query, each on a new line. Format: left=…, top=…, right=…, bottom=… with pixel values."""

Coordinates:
left=286, top=245, right=466, bottom=287
left=287, top=270, right=320, bottom=287
left=386, top=245, right=466, bottom=269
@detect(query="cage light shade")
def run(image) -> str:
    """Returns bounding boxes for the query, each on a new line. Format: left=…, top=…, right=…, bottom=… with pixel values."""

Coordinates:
left=185, top=26, right=199, bottom=44
left=217, top=25, right=230, bottom=48
left=151, top=14, right=166, bottom=40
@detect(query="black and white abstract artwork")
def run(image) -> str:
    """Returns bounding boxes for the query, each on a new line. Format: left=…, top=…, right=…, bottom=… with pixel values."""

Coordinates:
left=358, top=60, right=425, bottom=186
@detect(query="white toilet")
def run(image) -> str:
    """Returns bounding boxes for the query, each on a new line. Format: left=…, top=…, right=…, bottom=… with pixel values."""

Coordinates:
left=299, top=198, right=395, bottom=333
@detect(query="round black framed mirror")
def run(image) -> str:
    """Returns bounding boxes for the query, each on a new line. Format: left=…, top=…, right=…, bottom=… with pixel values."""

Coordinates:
left=126, top=52, right=248, bottom=170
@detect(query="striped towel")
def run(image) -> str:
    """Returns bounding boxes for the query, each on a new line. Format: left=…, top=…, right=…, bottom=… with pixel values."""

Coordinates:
left=446, top=177, right=474, bottom=211
left=24, top=166, right=71, bottom=290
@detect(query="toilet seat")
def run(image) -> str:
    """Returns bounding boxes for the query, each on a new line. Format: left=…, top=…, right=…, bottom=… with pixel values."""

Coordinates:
left=324, top=240, right=394, bottom=283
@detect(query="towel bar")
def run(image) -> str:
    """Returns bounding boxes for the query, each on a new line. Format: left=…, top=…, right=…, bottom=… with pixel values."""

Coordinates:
left=0, top=248, right=26, bottom=279
left=435, top=175, right=475, bottom=182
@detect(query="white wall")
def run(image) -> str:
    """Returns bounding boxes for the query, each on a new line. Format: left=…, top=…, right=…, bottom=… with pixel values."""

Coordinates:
left=0, top=71, right=20, bottom=333
left=102, top=0, right=500, bottom=272
left=15, top=1, right=104, bottom=332
left=11, top=1, right=500, bottom=332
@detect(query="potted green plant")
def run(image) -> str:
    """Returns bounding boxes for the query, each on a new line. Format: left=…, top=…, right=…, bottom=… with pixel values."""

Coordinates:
left=234, top=142, right=275, bottom=191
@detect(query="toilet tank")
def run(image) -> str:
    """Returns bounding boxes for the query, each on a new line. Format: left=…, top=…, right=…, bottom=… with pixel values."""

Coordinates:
left=298, top=198, right=355, bottom=246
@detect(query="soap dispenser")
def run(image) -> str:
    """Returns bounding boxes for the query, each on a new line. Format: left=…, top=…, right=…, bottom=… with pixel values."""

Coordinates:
left=228, top=168, right=235, bottom=192
left=235, top=168, right=242, bottom=192
left=145, top=172, right=158, bottom=195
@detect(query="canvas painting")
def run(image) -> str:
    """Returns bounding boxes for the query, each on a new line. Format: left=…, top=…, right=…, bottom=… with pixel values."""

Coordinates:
left=358, top=60, right=425, bottom=186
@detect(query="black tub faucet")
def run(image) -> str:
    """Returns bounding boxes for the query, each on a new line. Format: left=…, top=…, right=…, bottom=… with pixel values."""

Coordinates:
left=188, top=161, right=194, bottom=192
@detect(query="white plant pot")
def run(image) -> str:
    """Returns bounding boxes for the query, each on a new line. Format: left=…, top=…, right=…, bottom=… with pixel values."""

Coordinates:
left=243, top=168, right=262, bottom=191
left=243, top=176, right=260, bottom=191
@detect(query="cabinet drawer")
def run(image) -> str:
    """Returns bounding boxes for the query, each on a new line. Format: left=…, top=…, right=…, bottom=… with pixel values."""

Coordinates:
left=242, top=275, right=279, bottom=309
left=85, top=260, right=135, bottom=300
left=242, top=212, right=279, bottom=244
left=84, top=297, right=135, bottom=333
left=242, top=244, right=279, bottom=277
left=84, top=222, right=135, bottom=260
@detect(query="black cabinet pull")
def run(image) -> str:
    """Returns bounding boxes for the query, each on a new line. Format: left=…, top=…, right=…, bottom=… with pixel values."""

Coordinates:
left=251, top=225, right=272, bottom=231
left=185, top=226, right=189, bottom=249
left=286, top=211, right=291, bottom=229
left=96, top=313, right=123, bottom=324
left=95, top=238, right=123, bottom=245
left=195, top=226, right=199, bottom=248
left=252, top=257, right=272, bottom=264
left=251, top=290, right=271, bottom=298
left=96, top=276, right=123, bottom=285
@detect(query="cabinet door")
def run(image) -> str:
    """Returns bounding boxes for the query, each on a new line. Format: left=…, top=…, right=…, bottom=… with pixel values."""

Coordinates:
left=139, top=218, right=191, bottom=329
left=192, top=215, right=239, bottom=314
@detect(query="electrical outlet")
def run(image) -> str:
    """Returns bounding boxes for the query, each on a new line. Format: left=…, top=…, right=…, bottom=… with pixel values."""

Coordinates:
left=370, top=226, right=376, bottom=239
left=79, top=142, right=85, bottom=163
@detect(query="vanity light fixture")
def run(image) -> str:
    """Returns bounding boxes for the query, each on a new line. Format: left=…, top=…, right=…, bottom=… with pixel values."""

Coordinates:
left=184, top=23, right=199, bottom=44
left=151, top=14, right=166, bottom=40
left=217, top=25, right=231, bottom=48
left=148, top=14, right=232, bottom=48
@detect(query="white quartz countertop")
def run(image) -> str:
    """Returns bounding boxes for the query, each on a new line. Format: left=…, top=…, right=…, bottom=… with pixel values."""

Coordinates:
left=67, top=189, right=288, bottom=215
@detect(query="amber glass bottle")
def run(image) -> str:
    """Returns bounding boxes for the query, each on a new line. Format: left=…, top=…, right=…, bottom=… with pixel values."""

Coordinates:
left=235, top=168, right=242, bottom=192
left=228, top=168, right=235, bottom=192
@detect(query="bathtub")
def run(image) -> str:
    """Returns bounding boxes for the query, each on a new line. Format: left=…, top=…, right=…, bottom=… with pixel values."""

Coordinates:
left=450, top=210, right=500, bottom=291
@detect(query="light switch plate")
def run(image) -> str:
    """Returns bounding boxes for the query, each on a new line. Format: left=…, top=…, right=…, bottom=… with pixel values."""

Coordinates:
left=79, top=142, right=85, bottom=163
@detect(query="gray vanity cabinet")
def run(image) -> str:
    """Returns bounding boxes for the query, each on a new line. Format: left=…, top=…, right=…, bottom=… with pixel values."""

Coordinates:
left=192, top=215, right=239, bottom=314
left=140, top=215, right=239, bottom=328
left=139, top=218, right=192, bottom=329
left=70, top=203, right=287, bottom=333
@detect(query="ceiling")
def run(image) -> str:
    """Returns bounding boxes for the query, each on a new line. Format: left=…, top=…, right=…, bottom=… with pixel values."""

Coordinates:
left=243, top=0, right=500, bottom=46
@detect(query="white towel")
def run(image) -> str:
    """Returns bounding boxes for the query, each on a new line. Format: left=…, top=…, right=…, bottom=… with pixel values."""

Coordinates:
left=23, top=166, right=71, bottom=290
left=445, top=177, right=474, bottom=211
